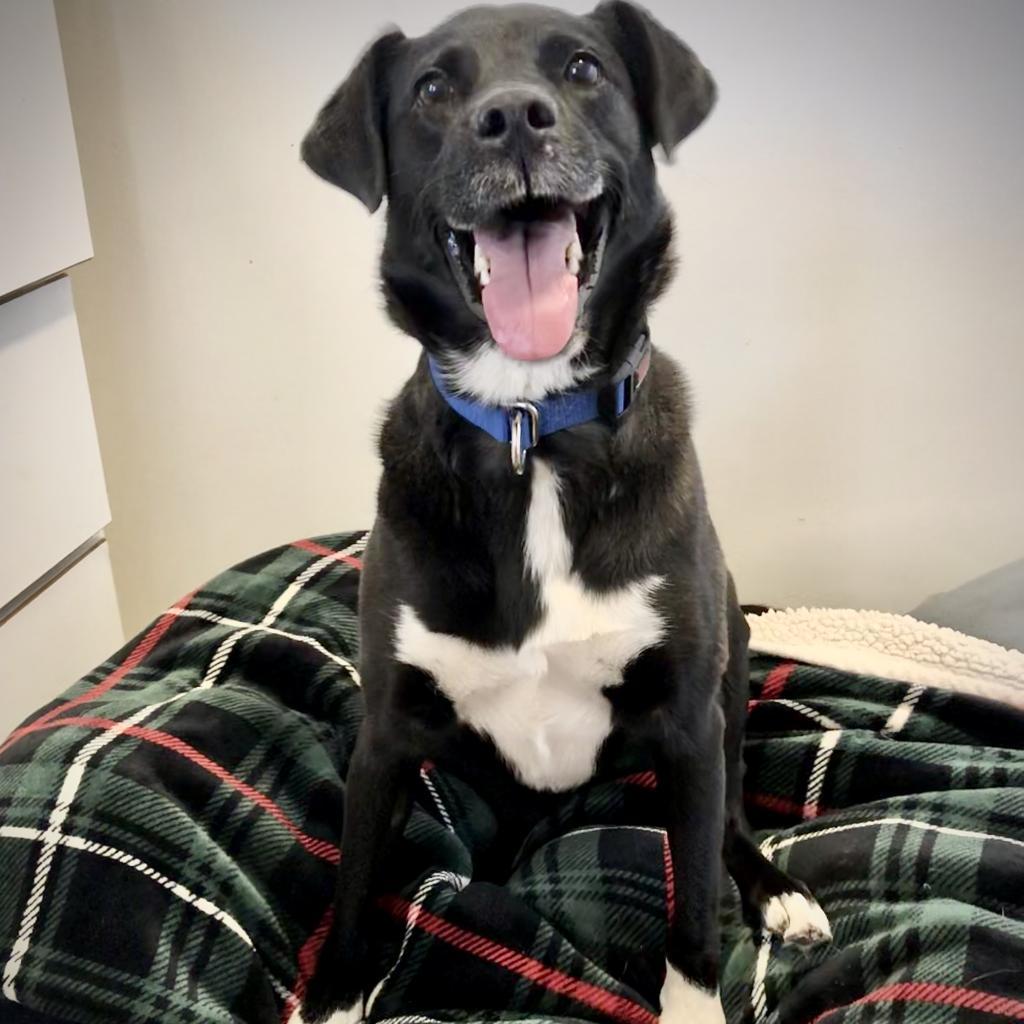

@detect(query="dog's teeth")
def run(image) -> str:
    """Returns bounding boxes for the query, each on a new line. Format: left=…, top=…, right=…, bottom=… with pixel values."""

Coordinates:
left=566, top=237, right=583, bottom=276
left=474, top=247, right=491, bottom=286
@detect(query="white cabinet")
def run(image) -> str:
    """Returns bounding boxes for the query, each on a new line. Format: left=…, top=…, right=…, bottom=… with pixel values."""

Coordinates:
left=0, top=1, right=122, bottom=735
left=0, top=0, right=92, bottom=297
left=0, top=542, right=122, bottom=736
left=0, top=279, right=111, bottom=607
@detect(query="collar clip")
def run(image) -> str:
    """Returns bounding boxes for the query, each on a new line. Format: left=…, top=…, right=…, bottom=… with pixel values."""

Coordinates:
left=509, top=402, right=539, bottom=475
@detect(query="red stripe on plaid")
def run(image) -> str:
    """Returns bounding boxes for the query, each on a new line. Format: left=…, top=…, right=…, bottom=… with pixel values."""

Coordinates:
left=380, top=895, right=658, bottom=1024
left=621, top=771, right=658, bottom=789
left=661, top=833, right=675, bottom=927
left=811, top=982, right=1024, bottom=1022
left=18, top=715, right=340, bottom=864
left=292, top=539, right=363, bottom=571
left=280, top=905, right=336, bottom=1023
left=746, top=791, right=820, bottom=818
left=759, top=661, right=796, bottom=701
left=0, top=589, right=196, bottom=756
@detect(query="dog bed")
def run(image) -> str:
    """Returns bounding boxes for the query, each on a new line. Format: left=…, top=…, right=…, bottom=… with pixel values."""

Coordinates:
left=0, top=531, right=1021, bottom=1024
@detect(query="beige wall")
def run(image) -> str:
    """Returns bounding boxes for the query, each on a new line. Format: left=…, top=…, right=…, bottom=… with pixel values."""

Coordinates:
left=56, top=0, right=1024, bottom=635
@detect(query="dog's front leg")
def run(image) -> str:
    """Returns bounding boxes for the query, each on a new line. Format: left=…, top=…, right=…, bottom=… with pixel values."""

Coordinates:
left=653, top=704, right=727, bottom=1024
left=300, top=716, right=413, bottom=1024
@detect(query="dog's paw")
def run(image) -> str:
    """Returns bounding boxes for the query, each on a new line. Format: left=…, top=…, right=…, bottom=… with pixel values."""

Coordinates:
left=289, top=1004, right=362, bottom=1024
left=761, top=889, right=832, bottom=945
left=659, top=964, right=725, bottom=1024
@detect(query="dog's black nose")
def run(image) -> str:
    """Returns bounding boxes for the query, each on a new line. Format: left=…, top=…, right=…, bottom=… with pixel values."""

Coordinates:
left=475, top=89, right=557, bottom=142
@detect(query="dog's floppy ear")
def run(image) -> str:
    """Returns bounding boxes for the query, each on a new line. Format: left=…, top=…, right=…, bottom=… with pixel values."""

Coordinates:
left=590, top=1, right=715, bottom=157
left=301, top=30, right=405, bottom=212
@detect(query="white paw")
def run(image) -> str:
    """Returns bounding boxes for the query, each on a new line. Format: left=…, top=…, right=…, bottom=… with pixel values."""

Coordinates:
left=659, top=964, right=725, bottom=1024
left=288, top=1003, right=363, bottom=1024
left=761, top=889, right=832, bottom=945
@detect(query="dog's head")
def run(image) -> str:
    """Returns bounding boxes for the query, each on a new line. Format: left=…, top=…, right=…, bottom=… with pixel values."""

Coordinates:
left=303, top=2, right=714, bottom=401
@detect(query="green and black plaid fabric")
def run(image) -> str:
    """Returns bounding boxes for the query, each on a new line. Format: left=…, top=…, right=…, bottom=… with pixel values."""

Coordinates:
left=0, top=533, right=1021, bottom=1024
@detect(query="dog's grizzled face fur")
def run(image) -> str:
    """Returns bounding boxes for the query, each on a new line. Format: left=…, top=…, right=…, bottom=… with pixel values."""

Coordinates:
left=303, top=2, right=714, bottom=400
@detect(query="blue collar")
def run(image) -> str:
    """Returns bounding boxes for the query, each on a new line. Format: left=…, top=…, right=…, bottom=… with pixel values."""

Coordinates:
left=428, top=332, right=652, bottom=474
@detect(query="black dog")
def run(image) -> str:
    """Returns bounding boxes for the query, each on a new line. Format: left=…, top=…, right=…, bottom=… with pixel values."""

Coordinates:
left=299, top=4, right=830, bottom=1021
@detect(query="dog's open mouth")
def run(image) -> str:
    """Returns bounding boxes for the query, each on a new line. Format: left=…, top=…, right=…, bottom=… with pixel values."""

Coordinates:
left=443, top=195, right=609, bottom=362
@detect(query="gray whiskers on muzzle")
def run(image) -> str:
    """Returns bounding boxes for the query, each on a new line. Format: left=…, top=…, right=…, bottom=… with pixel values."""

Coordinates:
left=443, top=161, right=604, bottom=231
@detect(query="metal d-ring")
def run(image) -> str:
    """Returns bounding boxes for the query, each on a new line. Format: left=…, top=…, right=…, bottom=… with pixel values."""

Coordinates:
left=509, top=402, right=539, bottom=475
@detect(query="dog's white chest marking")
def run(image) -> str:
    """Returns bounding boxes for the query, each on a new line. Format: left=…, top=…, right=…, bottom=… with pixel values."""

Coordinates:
left=395, top=459, right=665, bottom=791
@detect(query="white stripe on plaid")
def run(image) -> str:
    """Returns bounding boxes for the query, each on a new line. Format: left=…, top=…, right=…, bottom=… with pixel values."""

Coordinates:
left=559, top=824, right=667, bottom=840
left=374, top=1018, right=568, bottom=1024
left=0, top=825, right=253, bottom=946
left=420, top=766, right=454, bottom=833
left=761, top=815, right=1024, bottom=860
left=0, top=536, right=364, bottom=1002
left=170, top=607, right=359, bottom=682
left=373, top=1018, right=468, bottom=1024
left=749, top=933, right=773, bottom=1024
left=1, top=698, right=176, bottom=999
left=773, top=699, right=842, bottom=731
left=881, top=683, right=927, bottom=736
left=365, top=870, right=470, bottom=1018
left=803, top=729, right=842, bottom=820
left=201, top=537, right=365, bottom=689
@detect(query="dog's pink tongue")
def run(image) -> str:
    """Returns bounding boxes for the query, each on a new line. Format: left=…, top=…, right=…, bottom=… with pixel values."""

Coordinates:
left=474, top=210, right=579, bottom=361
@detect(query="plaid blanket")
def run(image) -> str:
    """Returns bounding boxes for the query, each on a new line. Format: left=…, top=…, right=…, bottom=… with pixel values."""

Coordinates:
left=1, top=532, right=1022, bottom=1024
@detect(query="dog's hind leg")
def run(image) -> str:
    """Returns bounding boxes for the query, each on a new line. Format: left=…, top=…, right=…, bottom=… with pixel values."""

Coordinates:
left=720, top=577, right=831, bottom=945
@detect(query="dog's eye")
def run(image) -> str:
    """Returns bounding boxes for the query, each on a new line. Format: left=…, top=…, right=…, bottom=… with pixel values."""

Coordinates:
left=416, top=71, right=452, bottom=106
left=565, top=52, right=602, bottom=86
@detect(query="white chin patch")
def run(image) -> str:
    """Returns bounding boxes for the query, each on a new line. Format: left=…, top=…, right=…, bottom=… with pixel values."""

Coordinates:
left=289, top=1004, right=362, bottom=1024
left=444, top=332, right=595, bottom=404
left=659, top=965, right=725, bottom=1024
left=761, top=889, right=833, bottom=945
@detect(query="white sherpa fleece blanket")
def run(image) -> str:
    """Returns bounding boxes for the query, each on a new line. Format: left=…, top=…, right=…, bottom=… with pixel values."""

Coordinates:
left=746, top=607, right=1024, bottom=710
